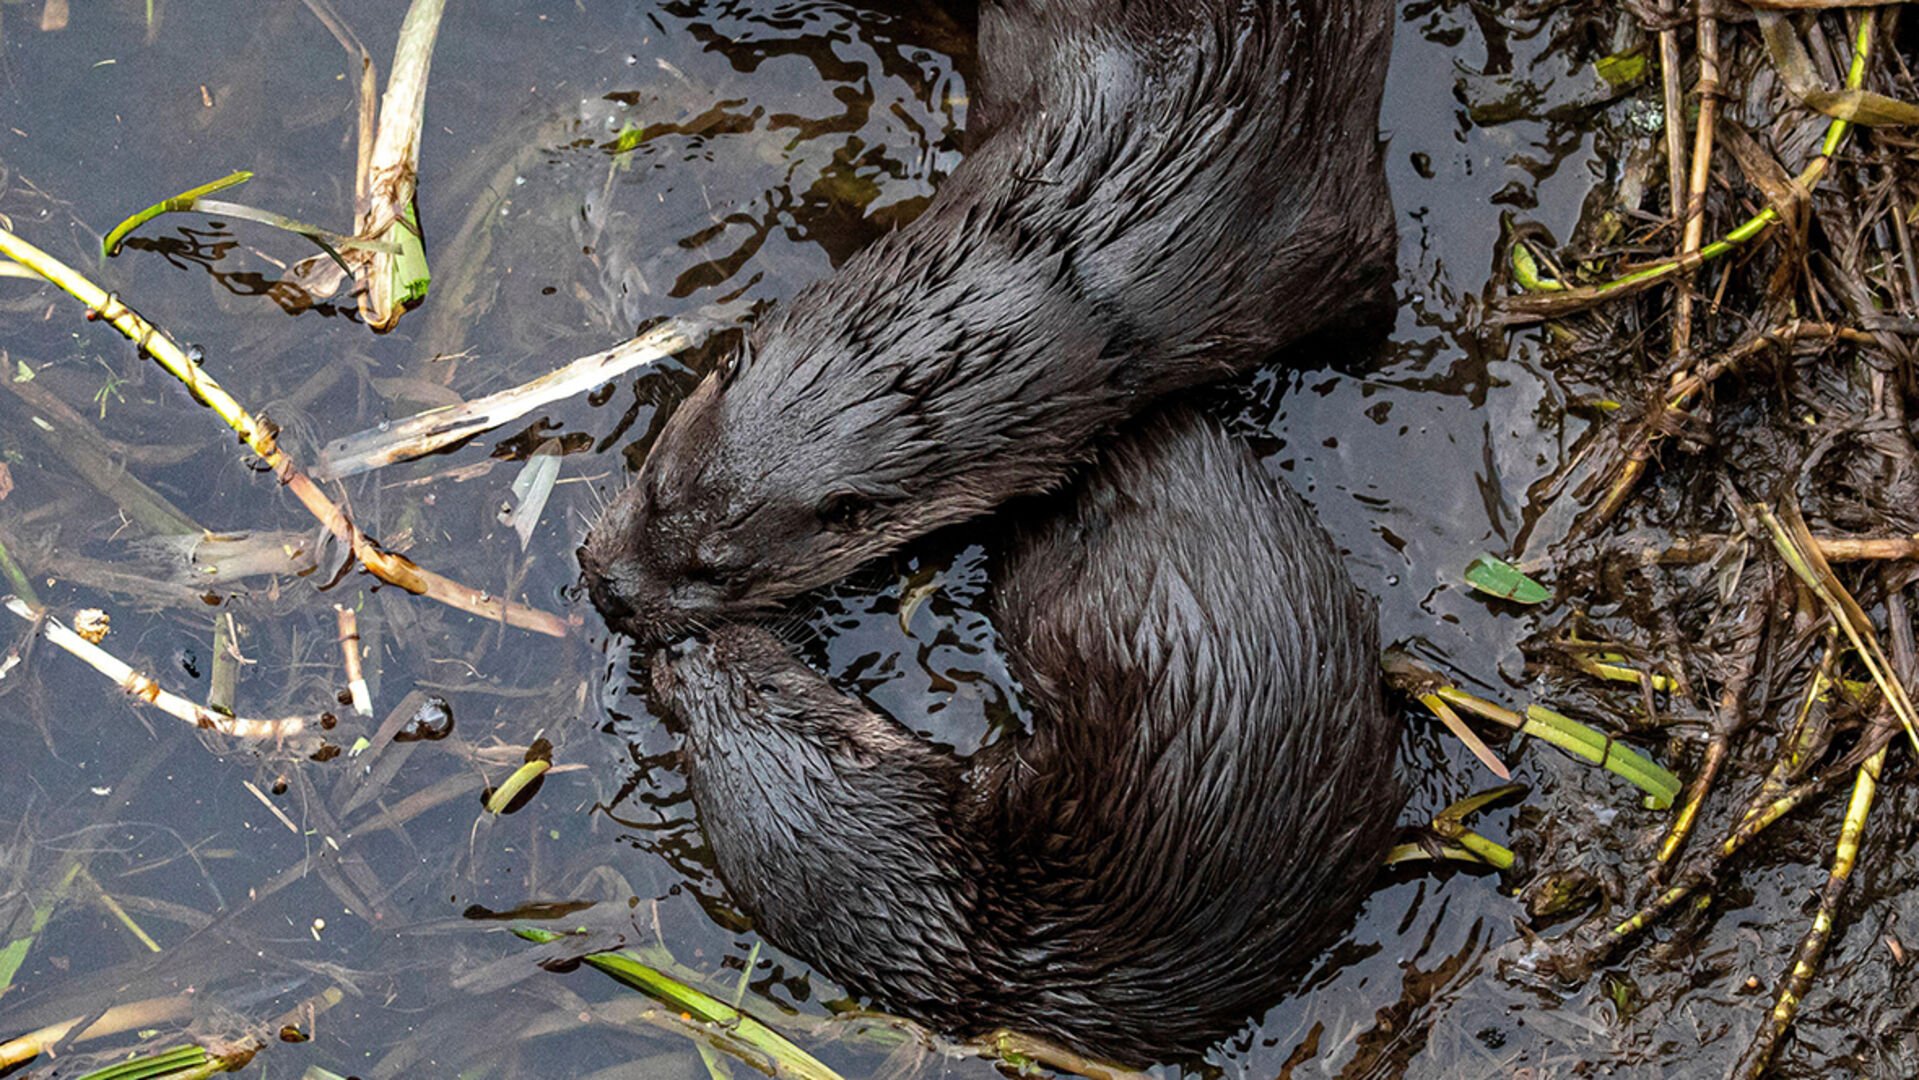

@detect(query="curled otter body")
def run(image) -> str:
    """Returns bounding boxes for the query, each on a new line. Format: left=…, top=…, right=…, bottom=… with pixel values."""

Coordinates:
left=583, top=0, right=1404, bottom=1062
left=578, top=0, right=1394, bottom=638
left=652, top=406, right=1399, bottom=1064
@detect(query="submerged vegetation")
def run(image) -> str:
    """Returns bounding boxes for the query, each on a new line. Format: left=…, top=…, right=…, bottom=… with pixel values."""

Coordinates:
left=1, top=0, right=1917, bottom=1077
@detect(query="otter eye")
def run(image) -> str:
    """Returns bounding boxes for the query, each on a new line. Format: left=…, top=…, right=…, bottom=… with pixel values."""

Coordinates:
left=817, top=491, right=869, bottom=533
left=755, top=682, right=779, bottom=696
left=695, top=536, right=733, bottom=571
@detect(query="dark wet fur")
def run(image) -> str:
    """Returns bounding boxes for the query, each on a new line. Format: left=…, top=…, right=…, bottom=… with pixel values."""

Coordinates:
left=589, top=0, right=1402, bottom=1062
left=652, top=406, right=1401, bottom=1063
left=578, top=0, right=1396, bottom=639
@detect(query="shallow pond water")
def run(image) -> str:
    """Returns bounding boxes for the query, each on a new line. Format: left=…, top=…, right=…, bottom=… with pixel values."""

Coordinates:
left=0, top=2, right=1902, bottom=1077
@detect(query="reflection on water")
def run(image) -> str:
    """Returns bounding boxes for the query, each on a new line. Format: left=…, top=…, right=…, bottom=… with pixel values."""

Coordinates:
left=0, top=0, right=1847, bottom=1076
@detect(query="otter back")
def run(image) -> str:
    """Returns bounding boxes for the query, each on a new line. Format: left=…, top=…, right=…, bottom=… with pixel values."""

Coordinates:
left=580, top=0, right=1396, bottom=642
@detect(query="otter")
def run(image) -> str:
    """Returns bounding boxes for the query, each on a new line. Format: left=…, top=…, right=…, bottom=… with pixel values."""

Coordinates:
left=577, top=0, right=1395, bottom=635
left=650, top=405, right=1397, bottom=1063
left=581, top=0, right=1403, bottom=1064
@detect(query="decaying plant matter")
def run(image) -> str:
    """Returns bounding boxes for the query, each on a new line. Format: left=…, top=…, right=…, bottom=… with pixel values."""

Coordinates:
left=1481, top=5, right=1919, bottom=1073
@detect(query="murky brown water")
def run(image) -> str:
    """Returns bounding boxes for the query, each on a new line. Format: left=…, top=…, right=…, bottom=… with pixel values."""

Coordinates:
left=2, top=2, right=1905, bottom=1077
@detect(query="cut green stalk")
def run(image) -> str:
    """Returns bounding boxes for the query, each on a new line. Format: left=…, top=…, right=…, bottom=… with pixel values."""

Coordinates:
left=513, top=927, right=842, bottom=1080
left=1430, top=786, right=1522, bottom=870
left=485, top=759, right=550, bottom=814
left=1523, top=705, right=1679, bottom=808
left=1456, top=830, right=1517, bottom=868
left=1385, top=842, right=1502, bottom=867
left=1575, top=655, right=1677, bottom=694
left=101, top=171, right=254, bottom=256
left=1407, top=821, right=1517, bottom=869
left=1430, top=687, right=1678, bottom=808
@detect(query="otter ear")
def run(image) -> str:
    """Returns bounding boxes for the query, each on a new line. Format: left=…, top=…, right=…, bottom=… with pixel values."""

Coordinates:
left=816, top=491, right=872, bottom=533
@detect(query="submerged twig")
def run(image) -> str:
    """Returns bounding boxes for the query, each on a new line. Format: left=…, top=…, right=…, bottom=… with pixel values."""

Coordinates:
left=1744, top=627, right=1843, bottom=823
left=207, top=612, right=239, bottom=717
left=1574, top=766, right=1847, bottom=976
left=3, top=370, right=203, bottom=538
left=1588, top=319, right=1866, bottom=530
left=0, top=533, right=40, bottom=607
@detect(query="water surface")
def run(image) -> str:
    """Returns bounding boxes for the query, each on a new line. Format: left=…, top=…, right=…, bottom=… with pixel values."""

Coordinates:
left=0, top=3, right=1871, bottom=1077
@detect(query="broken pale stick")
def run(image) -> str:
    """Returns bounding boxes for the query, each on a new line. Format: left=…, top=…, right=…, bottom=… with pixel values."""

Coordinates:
left=2, top=596, right=311, bottom=739
left=316, top=307, right=737, bottom=480
left=336, top=603, right=373, bottom=716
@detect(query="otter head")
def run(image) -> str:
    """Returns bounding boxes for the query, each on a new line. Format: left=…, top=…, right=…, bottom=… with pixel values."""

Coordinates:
left=579, top=201, right=1109, bottom=643
left=578, top=334, right=917, bottom=645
